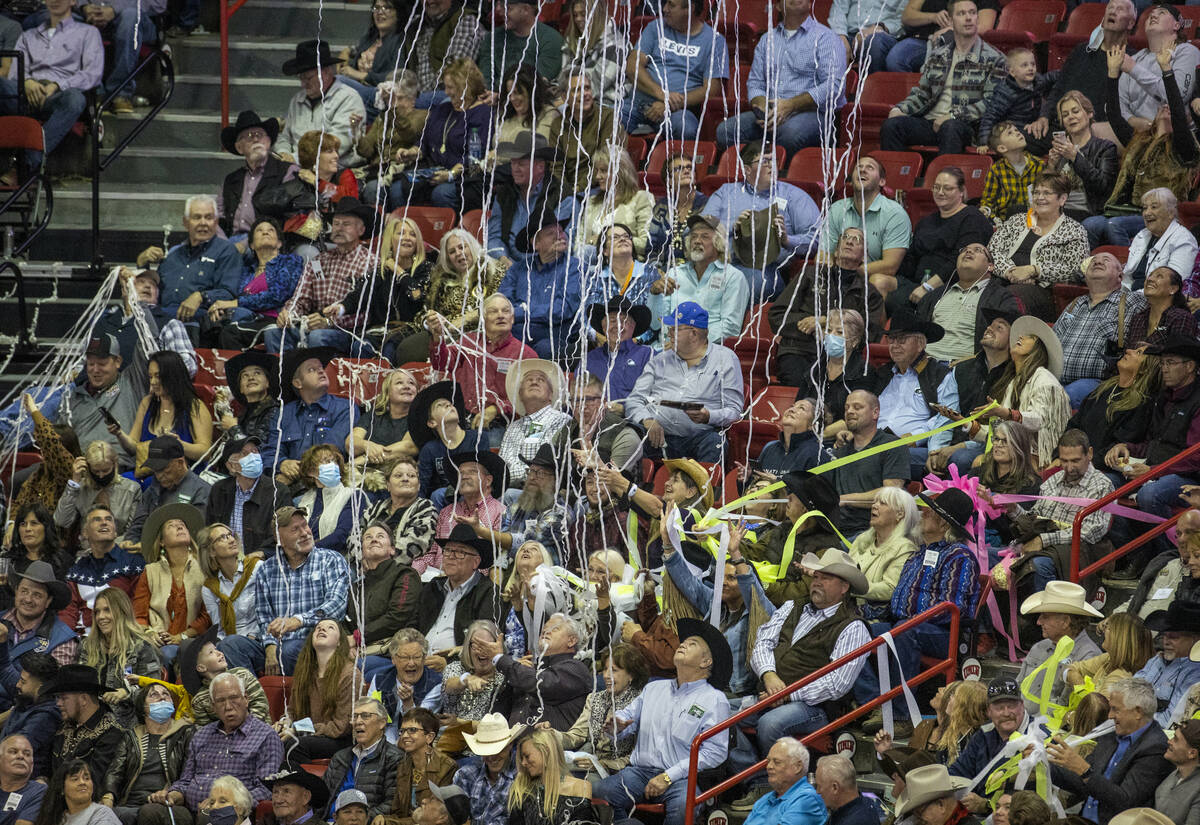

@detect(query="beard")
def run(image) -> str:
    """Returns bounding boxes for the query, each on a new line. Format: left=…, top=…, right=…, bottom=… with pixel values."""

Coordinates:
left=517, top=485, right=555, bottom=513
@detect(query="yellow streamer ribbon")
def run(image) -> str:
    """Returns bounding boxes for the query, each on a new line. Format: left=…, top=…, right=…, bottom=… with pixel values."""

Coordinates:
left=1020, top=635, right=1077, bottom=726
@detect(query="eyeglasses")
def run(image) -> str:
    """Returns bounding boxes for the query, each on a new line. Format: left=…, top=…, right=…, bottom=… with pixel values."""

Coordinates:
left=1031, top=189, right=1058, bottom=198
left=352, top=712, right=384, bottom=721
left=238, top=129, right=269, bottom=142
left=443, top=549, right=480, bottom=560
left=393, top=653, right=423, bottom=662
left=1162, top=359, right=1191, bottom=368
left=399, top=726, right=430, bottom=735
left=931, top=184, right=959, bottom=193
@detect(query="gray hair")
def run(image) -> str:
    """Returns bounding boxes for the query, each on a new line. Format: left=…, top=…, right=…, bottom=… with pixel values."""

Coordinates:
left=460, top=619, right=502, bottom=672
left=773, top=737, right=811, bottom=774
left=872, top=486, right=922, bottom=546
left=388, top=628, right=429, bottom=656
left=827, top=308, right=865, bottom=348
left=687, top=218, right=727, bottom=257
left=816, top=755, right=858, bottom=790
left=1142, top=187, right=1179, bottom=214
left=393, top=69, right=420, bottom=100
left=484, top=292, right=512, bottom=311
left=353, top=697, right=387, bottom=718
left=209, top=776, right=253, bottom=818
left=184, top=194, right=218, bottom=217
left=210, top=671, right=245, bottom=697
left=547, top=612, right=584, bottom=648
left=1109, top=677, right=1158, bottom=718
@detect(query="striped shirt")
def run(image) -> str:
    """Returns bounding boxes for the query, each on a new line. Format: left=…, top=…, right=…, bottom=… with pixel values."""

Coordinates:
left=750, top=601, right=870, bottom=705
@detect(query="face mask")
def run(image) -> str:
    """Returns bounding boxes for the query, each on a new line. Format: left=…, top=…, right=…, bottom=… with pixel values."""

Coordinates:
left=822, top=334, right=846, bottom=359
left=209, top=807, right=239, bottom=825
left=317, top=462, right=342, bottom=488
left=89, top=469, right=115, bottom=487
left=238, top=452, right=263, bottom=479
left=147, top=700, right=175, bottom=723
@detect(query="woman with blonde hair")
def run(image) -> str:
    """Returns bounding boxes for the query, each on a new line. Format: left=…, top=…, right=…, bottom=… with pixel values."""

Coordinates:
left=848, top=486, right=920, bottom=619
left=502, top=542, right=565, bottom=657
left=296, top=444, right=367, bottom=556
left=196, top=522, right=264, bottom=673
left=348, top=369, right=420, bottom=469
left=507, top=728, right=600, bottom=825
left=575, top=146, right=654, bottom=260
left=79, top=587, right=161, bottom=726
left=279, top=619, right=358, bottom=767
left=587, top=548, right=634, bottom=654
left=877, top=680, right=987, bottom=765
left=52, top=438, right=141, bottom=538
left=560, top=0, right=629, bottom=108
left=438, top=619, right=506, bottom=754
left=1066, top=612, right=1154, bottom=695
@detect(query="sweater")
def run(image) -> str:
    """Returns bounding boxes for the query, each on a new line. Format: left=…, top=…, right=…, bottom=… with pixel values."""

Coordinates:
left=291, top=662, right=357, bottom=739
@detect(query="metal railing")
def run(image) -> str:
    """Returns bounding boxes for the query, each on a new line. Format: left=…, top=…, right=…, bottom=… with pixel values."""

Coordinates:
left=679, top=601, right=962, bottom=825
left=1069, top=440, right=1200, bottom=582
left=218, top=0, right=250, bottom=127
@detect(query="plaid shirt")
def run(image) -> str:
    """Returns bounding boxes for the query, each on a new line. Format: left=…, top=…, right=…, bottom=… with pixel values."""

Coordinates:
left=1055, top=288, right=1145, bottom=384
left=497, top=406, right=573, bottom=483
left=413, top=7, right=482, bottom=91
left=980, top=153, right=1043, bottom=221
left=1, top=608, right=78, bottom=665
left=455, top=757, right=516, bottom=825
left=897, top=33, right=1007, bottom=124
left=171, top=716, right=284, bottom=807
left=434, top=496, right=506, bottom=565
left=252, top=547, right=350, bottom=644
left=230, top=479, right=256, bottom=547
left=1032, top=465, right=1114, bottom=547
left=503, top=497, right=571, bottom=564
left=286, top=244, right=377, bottom=322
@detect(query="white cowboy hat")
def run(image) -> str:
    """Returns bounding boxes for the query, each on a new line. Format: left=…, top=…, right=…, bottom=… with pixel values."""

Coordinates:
left=799, top=548, right=869, bottom=597
left=504, top=358, right=565, bottom=417
left=893, top=765, right=972, bottom=819
left=1019, top=581, right=1102, bottom=619
left=462, top=712, right=526, bottom=756
left=1110, top=810, right=1175, bottom=825
left=1010, top=315, right=1064, bottom=380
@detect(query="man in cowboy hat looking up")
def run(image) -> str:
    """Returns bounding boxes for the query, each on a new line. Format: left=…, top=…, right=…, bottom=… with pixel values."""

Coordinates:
left=266, top=198, right=379, bottom=354
left=0, top=654, right=61, bottom=780
left=274, top=39, right=365, bottom=165
left=893, top=765, right=977, bottom=825
left=262, top=768, right=330, bottom=825
left=454, top=713, right=520, bottom=825
left=497, top=209, right=583, bottom=361
left=497, top=359, right=572, bottom=485
left=593, top=618, right=732, bottom=825
left=463, top=444, right=570, bottom=563
left=0, top=562, right=78, bottom=698
left=43, top=664, right=122, bottom=779
left=950, top=677, right=1028, bottom=810
left=1016, top=580, right=1103, bottom=717
left=1135, top=601, right=1200, bottom=726
left=435, top=451, right=507, bottom=552
left=216, top=111, right=297, bottom=240
left=416, top=523, right=502, bottom=655
left=275, top=348, right=358, bottom=486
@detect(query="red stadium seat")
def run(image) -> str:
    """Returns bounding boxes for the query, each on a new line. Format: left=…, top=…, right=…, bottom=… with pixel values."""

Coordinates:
left=981, top=30, right=1034, bottom=55
left=259, top=676, right=292, bottom=722
left=868, top=150, right=924, bottom=192
left=389, top=206, right=456, bottom=246
left=924, top=154, right=993, bottom=201
left=1178, top=200, right=1200, bottom=230
left=399, top=361, right=433, bottom=388
left=1050, top=3, right=1106, bottom=68
left=867, top=342, right=891, bottom=367
left=460, top=209, right=487, bottom=242
left=996, top=0, right=1066, bottom=40
left=626, top=135, right=649, bottom=166
left=858, top=72, right=922, bottom=107
left=645, top=140, right=719, bottom=188
left=903, top=187, right=937, bottom=226
left=326, top=357, right=392, bottom=402
left=1053, top=283, right=1088, bottom=316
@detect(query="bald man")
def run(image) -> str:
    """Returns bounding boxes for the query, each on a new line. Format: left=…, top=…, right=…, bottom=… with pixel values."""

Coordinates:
left=1106, top=507, right=1200, bottom=623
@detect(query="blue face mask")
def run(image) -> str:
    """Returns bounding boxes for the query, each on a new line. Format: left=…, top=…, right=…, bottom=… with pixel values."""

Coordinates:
left=317, top=462, right=342, bottom=488
left=208, top=807, right=238, bottom=825
left=238, top=452, right=263, bottom=479
left=147, top=700, right=175, bottom=723
left=823, top=334, right=846, bottom=359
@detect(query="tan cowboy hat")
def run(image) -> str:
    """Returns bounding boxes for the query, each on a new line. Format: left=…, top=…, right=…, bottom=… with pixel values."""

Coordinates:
left=462, top=712, right=526, bottom=756
left=1191, top=639, right=1200, bottom=663
left=1020, top=580, right=1103, bottom=619
left=799, top=548, right=869, bottom=597
left=504, top=358, right=565, bottom=417
left=662, top=459, right=715, bottom=512
left=1109, top=810, right=1175, bottom=825
left=1010, top=315, right=1064, bottom=380
left=893, top=765, right=972, bottom=819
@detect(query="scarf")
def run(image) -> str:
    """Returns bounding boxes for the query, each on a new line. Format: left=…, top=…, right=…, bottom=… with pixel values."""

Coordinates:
left=205, top=556, right=261, bottom=634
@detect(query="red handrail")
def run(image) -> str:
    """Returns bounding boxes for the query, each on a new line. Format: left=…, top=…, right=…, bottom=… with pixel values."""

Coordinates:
left=1069, top=440, right=1200, bottom=582
left=681, top=601, right=962, bottom=825
left=219, top=0, right=251, bottom=127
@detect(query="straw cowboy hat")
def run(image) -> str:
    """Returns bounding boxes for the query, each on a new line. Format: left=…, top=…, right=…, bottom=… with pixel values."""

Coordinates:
left=799, top=548, right=869, bottom=597
left=893, top=765, right=972, bottom=819
left=505, top=358, right=565, bottom=417
left=1020, top=581, right=1103, bottom=619
left=1110, top=811, right=1174, bottom=825
left=462, top=712, right=526, bottom=756
left=1011, top=315, right=1064, bottom=380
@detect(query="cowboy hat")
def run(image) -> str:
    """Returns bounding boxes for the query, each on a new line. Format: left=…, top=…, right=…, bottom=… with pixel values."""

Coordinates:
left=799, top=548, right=869, bottom=596
left=281, top=39, right=344, bottom=75
left=262, top=768, right=330, bottom=813
left=330, top=196, right=380, bottom=238
left=280, top=346, right=337, bottom=403
left=462, top=712, right=526, bottom=755
left=439, top=523, right=496, bottom=570
left=1020, top=580, right=1103, bottom=619
left=141, top=502, right=205, bottom=559
left=1010, top=315, right=1064, bottom=379
left=879, top=746, right=937, bottom=780
left=178, top=625, right=221, bottom=698
left=678, top=539, right=714, bottom=571
left=1150, top=334, right=1200, bottom=364
left=588, top=296, right=652, bottom=339
left=495, top=131, right=558, bottom=163
left=781, top=470, right=840, bottom=518
left=917, top=488, right=974, bottom=539
left=219, top=435, right=262, bottom=473
left=40, top=664, right=105, bottom=697
left=516, top=207, right=571, bottom=256
left=1145, top=600, right=1200, bottom=633
left=444, top=449, right=508, bottom=500
left=980, top=305, right=1021, bottom=328
left=676, top=617, right=734, bottom=691
left=662, top=458, right=715, bottom=513
left=1109, top=811, right=1175, bottom=825
left=521, top=442, right=571, bottom=491
left=887, top=307, right=945, bottom=344
left=427, top=784, right=471, bottom=825
left=223, top=350, right=279, bottom=407
left=13, top=561, right=71, bottom=612
left=407, top=381, right=468, bottom=449
left=894, top=765, right=972, bottom=819
left=220, top=110, right=280, bottom=155
left=505, top=358, right=565, bottom=417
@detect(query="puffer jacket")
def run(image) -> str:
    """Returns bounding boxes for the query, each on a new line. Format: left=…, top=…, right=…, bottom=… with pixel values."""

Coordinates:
left=322, top=738, right=402, bottom=819
left=103, top=719, right=195, bottom=804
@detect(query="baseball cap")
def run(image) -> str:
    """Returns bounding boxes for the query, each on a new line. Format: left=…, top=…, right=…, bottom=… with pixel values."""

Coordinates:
left=428, top=784, right=470, bottom=825
left=133, top=268, right=160, bottom=285
left=1175, top=719, right=1200, bottom=751
left=335, top=790, right=369, bottom=812
left=85, top=333, right=120, bottom=359
left=662, top=301, right=709, bottom=330
left=144, top=435, right=185, bottom=472
left=987, top=676, right=1020, bottom=704
left=273, top=505, right=309, bottom=531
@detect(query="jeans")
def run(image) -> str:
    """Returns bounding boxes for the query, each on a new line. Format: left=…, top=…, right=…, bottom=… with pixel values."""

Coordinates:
left=855, top=30, right=900, bottom=73
left=159, top=643, right=180, bottom=676
left=594, top=765, right=694, bottom=825
left=116, top=804, right=194, bottom=825
left=853, top=620, right=951, bottom=721
left=0, top=80, right=88, bottom=165
left=885, top=37, right=928, bottom=71
left=414, top=90, right=448, bottom=109
left=950, top=440, right=985, bottom=473
left=218, top=633, right=266, bottom=674
left=1083, top=214, right=1145, bottom=249
left=1030, top=555, right=1057, bottom=594
left=621, top=91, right=699, bottom=140
left=714, top=110, right=826, bottom=154
left=908, top=446, right=929, bottom=481
left=663, top=428, right=723, bottom=462
left=1136, top=472, right=1190, bottom=517
left=513, top=318, right=575, bottom=361
left=102, top=9, right=157, bottom=97
left=387, top=173, right=473, bottom=211
left=306, top=326, right=377, bottom=357
left=275, top=638, right=306, bottom=673
left=1065, top=378, right=1102, bottom=409
left=729, top=700, right=828, bottom=778
left=736, top=263, right=785, bottom=303
left=881, top=114, right=975, bottom=154
left=337, top=75, right=380, bottom=121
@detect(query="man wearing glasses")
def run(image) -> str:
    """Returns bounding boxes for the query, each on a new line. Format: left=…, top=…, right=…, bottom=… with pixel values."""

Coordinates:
left=415, top=523, right=502, bottom=656
left=323, top=699, right=401, bottom=818
left=216, top=110, right=297, bottom=242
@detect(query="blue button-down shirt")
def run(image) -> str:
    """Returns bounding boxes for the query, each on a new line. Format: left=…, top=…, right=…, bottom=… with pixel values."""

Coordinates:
left=649, top=261, right=750, bottom=345
left=616, top=677, right=730, bottom=782
left=624, top=342, right=745, bottom=438
left=499, top=251, right=584, bottom=333
left=278, top=392, right=357, bottom=464
left=455, top=756, right=516, bottom=825
left=703, top=182, right=822, bottom=266
left=585, top=339, right=653, bottom=403
left=745, top=776, right=828, bottom=825
left=878, top=359, right=959, bottom=449
left=748, top=19, right=846, bottom=114
left=1083, top=720, right=1155, bottom=823
left=252, top=547, right=350, bottom=645
left=1135, top=654, right=1200, bottom=727
left=156, top=236, right=242, bottom=320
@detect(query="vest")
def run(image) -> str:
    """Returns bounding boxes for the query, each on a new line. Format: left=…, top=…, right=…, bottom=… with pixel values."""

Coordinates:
left=144, top=556, right=208, bottom=633
left=1147, top=379, right=1200, bottom=466
left=771, top=600, right=862, bottom=687
left=3, top=612, right=77, bottom=682
left=428, top=5, right=467, bottom=67
left=873, top=355, right=951, bottom=417
left=220, top=155, right=293, bottom=235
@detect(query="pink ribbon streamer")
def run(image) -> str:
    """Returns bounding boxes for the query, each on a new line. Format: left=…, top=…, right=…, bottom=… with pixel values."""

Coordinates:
left=988, top=494, right=1168, bottom=525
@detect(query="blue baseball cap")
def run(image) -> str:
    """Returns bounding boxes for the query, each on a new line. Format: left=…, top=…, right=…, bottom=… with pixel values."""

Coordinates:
left=662, top=301, right=709, bottom=330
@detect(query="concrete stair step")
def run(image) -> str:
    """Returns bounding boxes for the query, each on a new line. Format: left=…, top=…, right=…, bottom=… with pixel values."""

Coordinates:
left=105, top=110, right=226, bottom=152
left=49, top=183, right=215, bottom=232
left=171, top=34, right=359, bottom=77
left=223, top=0, right=371, bottom=41
left=172, top=73, right=299, bottom=115
left=104, top=145, right=244, bottom=185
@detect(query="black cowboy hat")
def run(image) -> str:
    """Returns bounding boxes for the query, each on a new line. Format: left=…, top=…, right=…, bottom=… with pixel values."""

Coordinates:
left=439, top=523, right=496, bottom=570
left=981, top=305, right=1022, bottom=328
left=280, top=346, right=337, bottom=403
left=219, top=435, right=263, bottom=473
left=1145, top=601, right=1200, bottom=633
left=444, top=449, right=509, bottom=500
left=781, top=471, right=840, bottom=518
left=14, top=560, right=71, bottom=612
left=40, top=664, right=105, bottom=698
left=331, top=196, right=381, bottom=238
left=887, top=307, right=945, bottom=344
left=588, top=296, right=652, bottom=339
left=495, top=131, right=558, bottom=164
left=224, top=350, right=280, bottom=407
left=516, top=207, right=570, bottom=255
left=178, top=625, right=221, bottom=697
left=262, top=768, right=331, bottom=813
left=678, top=539, right=714, bottom=571
left=141, top=502, right=205, bottom=559
left=281, top=39, right=344, bottom=76
left=917, top=488, right=974, bottom=538
left=220, top=110, right=280, bottom=155
left=675, top=617, right=733, bottom=691
left=1149, top=334, right=1200, bottom=364
left=407, top=381, right=468, bottom=449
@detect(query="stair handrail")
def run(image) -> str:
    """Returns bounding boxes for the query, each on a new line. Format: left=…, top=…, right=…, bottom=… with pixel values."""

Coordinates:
left=219, top=0, right=251, bottom=127
left=681, top=600, right=962, bottom=825
left=1069, top=440, right=1200, bottom=582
